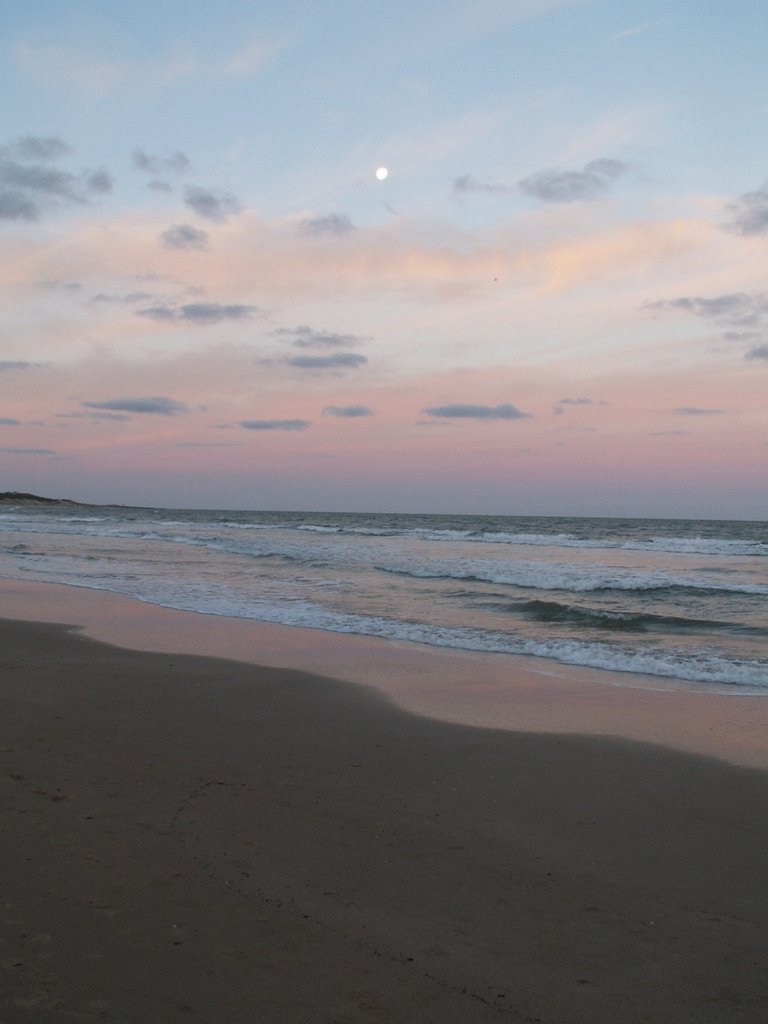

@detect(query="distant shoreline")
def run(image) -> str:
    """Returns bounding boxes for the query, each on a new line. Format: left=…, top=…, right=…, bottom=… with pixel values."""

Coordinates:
left=0, top=493, right=762, bottom=523
left=0, top=491, right=82, bottom=505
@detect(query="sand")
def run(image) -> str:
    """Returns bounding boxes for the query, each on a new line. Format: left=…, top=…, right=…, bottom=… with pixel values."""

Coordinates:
left=1, top=587, right=767, bottom=1022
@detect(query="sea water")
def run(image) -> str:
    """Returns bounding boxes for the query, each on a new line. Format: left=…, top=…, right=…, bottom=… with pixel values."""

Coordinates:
left=0, top=505, right=766, bottom=692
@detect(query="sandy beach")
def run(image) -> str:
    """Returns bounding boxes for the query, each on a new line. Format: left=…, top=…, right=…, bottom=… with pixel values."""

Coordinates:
left=2, top=584, right=767, bottom=1022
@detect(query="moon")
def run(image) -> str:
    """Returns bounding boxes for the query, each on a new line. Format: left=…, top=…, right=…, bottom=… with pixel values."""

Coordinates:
left=375, top=166, right=389, bottom=181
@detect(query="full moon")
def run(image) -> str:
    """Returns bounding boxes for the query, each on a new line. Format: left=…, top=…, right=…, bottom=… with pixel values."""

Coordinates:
left=375, top=166, right=389, bottom=180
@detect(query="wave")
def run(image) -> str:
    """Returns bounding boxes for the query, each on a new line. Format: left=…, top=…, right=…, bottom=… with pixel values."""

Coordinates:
left=376, top=561, right=768, bottom=596
left=491, top=599, right=768, bottom=636
left=191, top=603, right=768, bottom=689
left=477, top=532, right=767, bottom=557
left=10, top=575, right=762, bottom=691
left=254, top=523, right=768, bottom=555
left=266, top=521, right=768, bottom=556
left=2, top=508, right=766, bottom=557
left=235, top=521, right=768, bottom=556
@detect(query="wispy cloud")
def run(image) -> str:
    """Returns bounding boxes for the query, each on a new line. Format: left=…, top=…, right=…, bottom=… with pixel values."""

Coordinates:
left=610, top=19, right=664, bottom=42
left=222, top=34, right=291, bottom=77
left=15, top=34, right=286, bottom=96
left=745, top=345, right=768, bottom=361
left=422, top=403, right=531, bottom=419
left=431, top=0, right=585, bottom=47
left=14, top=42, right=197, bottom=95
left=81, top=396, right=189, bottom=415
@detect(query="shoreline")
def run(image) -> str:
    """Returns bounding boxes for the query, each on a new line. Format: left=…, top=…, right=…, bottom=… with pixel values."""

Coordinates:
left=2, top=603, right=767, bottom=1021
left=2, top=576, right=768, bottom=769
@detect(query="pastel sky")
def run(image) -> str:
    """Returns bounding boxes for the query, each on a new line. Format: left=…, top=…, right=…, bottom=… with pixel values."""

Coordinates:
left=1, top=0, right=766, bottom=517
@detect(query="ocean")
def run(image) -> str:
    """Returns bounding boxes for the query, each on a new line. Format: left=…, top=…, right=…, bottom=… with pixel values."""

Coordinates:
left=0, top=504, right=766, bottom=692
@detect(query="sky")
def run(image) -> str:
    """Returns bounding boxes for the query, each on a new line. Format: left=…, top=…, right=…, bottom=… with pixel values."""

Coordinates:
left=0, top=0, right=766, bottom=518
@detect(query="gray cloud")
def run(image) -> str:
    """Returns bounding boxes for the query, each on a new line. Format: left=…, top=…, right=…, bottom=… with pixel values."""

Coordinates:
left=723, top=185, right=768, bottom=236
left=132, top=149, right=191, bottom=175
left=0, top=417, right=20, bottom=425
left=422, top=403, right=531, bottom=420
left=452, top=174, right=511, bottom=196
left=12, top=136, right=71, bottom=161
left=322, top=405, right=374, bottom=417
left=519, top=158, right=627, bottom=203
left=160, top=223, right=210, bottom=251
left=0, top=360, right=44, bottom=372
left=240, top=419, right=310, bottom=431
left=0, top=190, right=38, bottom=220
left=148, top=179, right=174, bottom=192
left=0, top=191, right=38, bottom=220
left=0, top=447, right=55, bottom=455
left=645, top=292, right=768, bottom=364
left=184, top=184, right=243, bottom=221
left=286, top=352, right=367, bottom=370
left=723, top=330, right=761, bottom=342
left=0, top=160, right=82, bottom=220
left=644, top=292, right=768, bottom=328
left=134, top=304, right=175, bottom=321
left=299, top=213, right=355, bottom=237
left=82, top=396, right=189, bottom=416
left=58, top=410, right=132, bottom=422
left=0, top=135, right=112, bottom=220
left=176, top=441, right=246, bottom=448
left=554, top=396, right=602, bottom=415
left=136, top=302, right=263, bottom=324
left=1, top=161, right=81, bottom=197
left=38, top=279, right=82, bottom=291
left=87, top=169, right=113, bottom=193
left=672, top=407, right=726, bottom=416
left=91, top=291, right=153, bottom=304
left=177, top=302, right=258, bottom=324
left=272, top=325, right=367, bottom=349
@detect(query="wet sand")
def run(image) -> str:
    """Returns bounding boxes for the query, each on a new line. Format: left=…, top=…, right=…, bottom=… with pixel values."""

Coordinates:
left=1, top=583, right=767, bottom=1021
